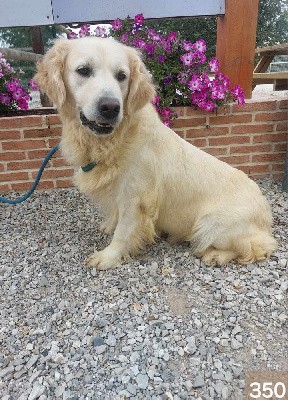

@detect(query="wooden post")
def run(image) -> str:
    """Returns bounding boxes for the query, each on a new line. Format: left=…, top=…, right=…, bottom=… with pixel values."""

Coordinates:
left=216, top=0, right=260, bottom=99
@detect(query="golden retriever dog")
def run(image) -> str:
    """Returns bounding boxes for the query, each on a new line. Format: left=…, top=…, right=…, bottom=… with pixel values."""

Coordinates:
left=35, top=37, right=277, bottom=270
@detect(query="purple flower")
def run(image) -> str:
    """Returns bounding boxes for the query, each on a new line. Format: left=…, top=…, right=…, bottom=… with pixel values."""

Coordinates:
left=157, top=55, right=165, bottom=62
left=216, top=73, right=230, bottom=88
left=152, top=94, right=160, bottom=105
left=133, top=39, right=146, bottom=49
left=146, top=29, right=161, bottom=42
left=94, top=26, right=107, bottom=37
left=162, top=40, right=171, bottom=53
left=28, top=78, right=38, bottom=90
left=162, top=119, right=172, bottom=127
left=181, top=41, right=193, bottom=51
left=208, top=57, right=220, bottom=73
left=68, top=31, right=78, bottom=39
left=79, top=24, right=90, bottom=37
left=164, top=73, right=172, bottom=86
left=146, top=44, right=155, bottom=56
left=0, top=68, right=3, bottom=78
left=205, top=101, right=216, bottom=111
left=111, top=18, right=122, bottom=31
left=161, top=107, right=172, bottom=118
left=188, top=75, right=203, bottom=91
left=177, top=71, right=189, bottom=84
left=194, top=39, right=206, bottom=53
left=120, top=34, right=129, bottom=43
left=0, top=52, right=4, bottom=58
left=134, top=13, right=144, bottom=25
left=12, top=89, right=24, bottom=100
left=0, top=93, right=11, bottom=104
left=17, top=98, right=29, bottom=110
left=167, top=32, right=177, bottom=43
left=231, top=84, right=245, bottom=104
left=180, top=52, right=195, bottom=66
left=6, top=81, right=17, bottom=93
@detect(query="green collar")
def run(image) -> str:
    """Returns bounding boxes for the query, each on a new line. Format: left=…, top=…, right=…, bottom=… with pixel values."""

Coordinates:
left=81, top=161, right=98, bottom=173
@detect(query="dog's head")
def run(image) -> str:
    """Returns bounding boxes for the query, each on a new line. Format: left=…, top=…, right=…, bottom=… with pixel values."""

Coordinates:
left=34, top=37, right=155, bottom=136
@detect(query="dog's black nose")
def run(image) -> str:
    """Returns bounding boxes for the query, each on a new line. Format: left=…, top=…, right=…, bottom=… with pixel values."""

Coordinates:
left=98, top=98, right=120, bottom=120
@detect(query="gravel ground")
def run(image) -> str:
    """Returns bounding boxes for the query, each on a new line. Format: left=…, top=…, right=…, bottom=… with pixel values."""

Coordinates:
left=0, top=178, right=287, bottom=400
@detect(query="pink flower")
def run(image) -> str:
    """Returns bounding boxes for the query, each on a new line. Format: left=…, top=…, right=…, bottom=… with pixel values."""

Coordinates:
left=134, top=13, right=144, bottom=25
left=0, top=68, right=3, bottom=78
left=94, top=26, right=107, bottom=37
left=188, top=75, right=203, bottom=91
left=231, top=84, right=245, bottom=104
left=68, top=32, right=78, bottom=39
left=157, top=55, right=165, bottom=62
left=17, top=98, right=29, bottom=110
left=0, top=52, right=4, bottom=58
left=162, top=119, right=172, bottom=127
left=182, top=41, right=193, bottom=51
left=152, top=94, right=160, bottom=105
left=28, top=78, right=38, bottom=90
left=216, top=73, right=230, bottom=88
left=79, top=25, right=90, bottom=37
left=12, top=89, right=24, bottom=100
left=204, top=101, right=216, bottom=112
left=208, top=58, right=220, bottom=73
left=180, top=52, right=195, bottom=66
left=161, top=107, right=172, bottom=118
left=177, top=71, right=189, bottom=84
left=111, top=18, right=122, bottom=31
left=0, top=93, right=11, bottom=104
left=133, top=39, right=146, bottom=49
left=162, top=40, right=171, bottom=53
left=6, top=81, right=17, bottom=93
left=167, top=32, right=177, bottom=43
left=146, top=29, right=161, bottom=42
left=194, top=39, right=206, bottom=53
left=146, top=44, right=155, bottom=56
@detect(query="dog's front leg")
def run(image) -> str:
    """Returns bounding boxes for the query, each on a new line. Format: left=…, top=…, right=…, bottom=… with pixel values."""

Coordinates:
left=86, top=198, right=156, bottom=270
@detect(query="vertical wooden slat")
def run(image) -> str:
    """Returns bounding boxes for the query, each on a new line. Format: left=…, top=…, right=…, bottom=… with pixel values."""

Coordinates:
left=216, top=0, right=260, bottom=99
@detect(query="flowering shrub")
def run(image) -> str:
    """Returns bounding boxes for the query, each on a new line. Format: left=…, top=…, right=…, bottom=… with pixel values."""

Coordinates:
left=70, top=14, right=245, bottom=126
left=0, top=52, right=37, bottom=113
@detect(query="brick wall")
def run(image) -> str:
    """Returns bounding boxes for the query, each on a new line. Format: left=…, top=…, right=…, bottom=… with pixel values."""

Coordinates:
left=0, top=98, right=287, bottom=192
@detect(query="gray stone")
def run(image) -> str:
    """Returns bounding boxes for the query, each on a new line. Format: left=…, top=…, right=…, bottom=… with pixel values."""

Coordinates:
left=193, top=375, right=205, bottom=388
left=136, top=373, right=149, bottom=389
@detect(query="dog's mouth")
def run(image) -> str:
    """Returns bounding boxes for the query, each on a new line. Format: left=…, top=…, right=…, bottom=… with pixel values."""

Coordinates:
left=79, top=112, right=114, bottom=135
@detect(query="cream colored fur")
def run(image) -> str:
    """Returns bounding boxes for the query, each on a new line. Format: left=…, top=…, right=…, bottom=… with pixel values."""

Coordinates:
left=35, top=37, right=277, bottom=270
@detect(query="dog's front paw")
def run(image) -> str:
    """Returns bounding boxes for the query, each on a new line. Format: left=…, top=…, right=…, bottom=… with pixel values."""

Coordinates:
left=85, top=248, right=121, bottom=270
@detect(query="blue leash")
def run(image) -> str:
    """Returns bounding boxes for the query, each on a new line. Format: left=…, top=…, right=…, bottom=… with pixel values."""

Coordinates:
left=0, top=144, right=60, bottom=205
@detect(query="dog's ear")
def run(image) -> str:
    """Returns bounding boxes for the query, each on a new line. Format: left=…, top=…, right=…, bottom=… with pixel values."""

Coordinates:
left=126, top=47, right=156, bottom=114
left=34, top=40, right=69, bottom=108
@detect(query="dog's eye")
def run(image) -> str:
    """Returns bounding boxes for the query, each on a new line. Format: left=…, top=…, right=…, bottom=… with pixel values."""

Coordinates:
left=76, top=66, right=91, bottom=77
left=116, top=71, right=126, bottom=82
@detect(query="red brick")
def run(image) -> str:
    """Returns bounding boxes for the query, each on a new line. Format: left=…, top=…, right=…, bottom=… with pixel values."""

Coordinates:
left=172, top=107, right=185, bottom=117
left=233, top=101, right=277, bottom=113
left=0, top=151, right=26, bottom=161
left=173, top=117, right=206, bottom=128
left=279, top=99, right=288, bottom=109
left=272, top=163, right=285, bottom=171
left=0, top=171, right=29, bottom=182
left=0, top=163, right=4, bottom=172
left=230, top=144, right=272, bottom=154
left=274, top=143, right=287, bottom=152
left=37, top=181, right=55, bottom=190
left=7, top=160, right=43, bottom=171
left=252, top=153, right=286, bottom=163
left=174, top=129, right=185, bottom=138
left=204, top=147, right=228, bottom=156
left=186, top=126, right=229, bottom=138
left=52, top=158, right=69, bottom=168
left=186, top=107, right=207, bottom=116
left=46, top=114, right=62, bottom=125
left=219, top=155, right=250, bottom=164
left=0, top=116, right=42, bottom=129
left=48, top=138, right=61, bottom=148
left=2, top=139, right=46, bottom=151
left=255, top=112, right=287, bottom=122
left=0, top=183, right=10, bottom=192
left=23, top=126, right=62, bottom=139
left=231, top=123, right=274, bottom=134
left=209, top=114, right=252, bottom=125
left=31, top=168, right=74, bottom=179
left=276, top=121, right=288, bottom=131
left=0, top=130, right=21, bottom=140
left=209, top=135, right=250, bottom=146
left=28, top=149, right=55, bottom=159
left=186, top=138, right=207, bottom=147
left=56, top=179, right=74, bottom=188
left=11, top=181, right=34, bottom=191
left=253, top=133, right=287, bottom=143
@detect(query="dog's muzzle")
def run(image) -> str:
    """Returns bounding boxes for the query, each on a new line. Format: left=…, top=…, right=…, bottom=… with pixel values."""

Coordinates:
left=80, top=97, right=121, bottom=135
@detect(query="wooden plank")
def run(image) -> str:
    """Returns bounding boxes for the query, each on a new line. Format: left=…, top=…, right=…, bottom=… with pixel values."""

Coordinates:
left=253, top=72, right=288, bottom=80
left=216, top=0, right=260, bottom=99
left=254, top=56, right=275, bottom=73
left=255, top=43, right=288, bottom=56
